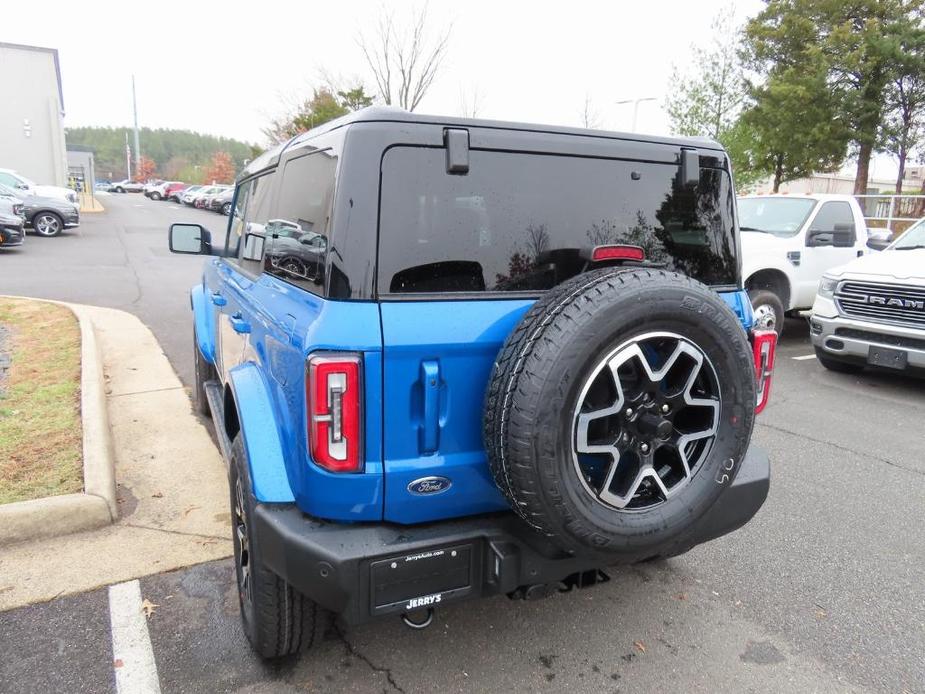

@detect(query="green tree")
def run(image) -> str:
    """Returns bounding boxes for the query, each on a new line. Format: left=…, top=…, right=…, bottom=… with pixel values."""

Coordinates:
left=665, top=7, right=760, bottom=187
left=883, top=17, right=925, bottom=192
left=263, top=86, right=374, bottom=144
left=740, top=65, right=849, bottom=191
left=745, top=0, right=924, bottom=194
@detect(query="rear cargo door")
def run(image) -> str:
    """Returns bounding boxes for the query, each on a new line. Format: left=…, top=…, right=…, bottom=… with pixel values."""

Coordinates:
left=377, top=142, right=738, bottom=525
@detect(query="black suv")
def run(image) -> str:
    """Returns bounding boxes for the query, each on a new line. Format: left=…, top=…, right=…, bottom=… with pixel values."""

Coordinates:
left=169, top=107, right=777, bottom=659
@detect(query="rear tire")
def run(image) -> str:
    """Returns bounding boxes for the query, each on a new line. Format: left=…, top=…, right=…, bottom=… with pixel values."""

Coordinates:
left=484, top=268, right=756, bottom=558
left=230, top=436, right=329, bottom=659
left=814, top=348, right=863, bottom=374
left=151, top=192, right=162, bottom=200
left=748, top=289, right=785, bottom=337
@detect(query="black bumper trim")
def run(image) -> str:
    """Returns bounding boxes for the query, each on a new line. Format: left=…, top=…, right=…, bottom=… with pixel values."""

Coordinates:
left=254, top=446, right=769, bottom=625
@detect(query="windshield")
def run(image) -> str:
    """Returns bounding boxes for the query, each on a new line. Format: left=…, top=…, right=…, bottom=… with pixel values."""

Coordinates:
left=737, top=197, right=817, bottom=238
left=890, top=218, right=925, bottom=250
left=0, top=182, right=19, bottom=198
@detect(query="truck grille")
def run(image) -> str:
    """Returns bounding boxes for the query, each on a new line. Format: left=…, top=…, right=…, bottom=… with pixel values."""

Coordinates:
left=835, top=281, right=925, bottom=329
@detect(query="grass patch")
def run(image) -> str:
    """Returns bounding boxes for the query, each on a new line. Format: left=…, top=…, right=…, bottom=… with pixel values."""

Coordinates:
left=0, top=298, right=83, bottom=504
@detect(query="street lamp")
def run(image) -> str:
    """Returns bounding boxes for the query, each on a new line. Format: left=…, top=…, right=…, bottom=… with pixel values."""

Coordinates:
left=615, top=97, right=657, bottom=133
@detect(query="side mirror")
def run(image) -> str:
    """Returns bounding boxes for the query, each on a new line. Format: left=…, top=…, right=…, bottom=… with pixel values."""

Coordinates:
left=806, top=229, right=834, bottom=247
left=17, top=183, right=30, bottom=191
left=832, top=223, right=855, bottom=247
left=169, top=223, right=213, bottom=255
left=867, top=237, right=890, bottom=251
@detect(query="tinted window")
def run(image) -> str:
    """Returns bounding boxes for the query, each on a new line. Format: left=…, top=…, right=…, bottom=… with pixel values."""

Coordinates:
left=810, top=201, right=855, bottom=240
left=228, top=173, right=275, bottom=275
left=263, top=150, right=337, bottom=294
left=378, top=148, right=737, bottom=294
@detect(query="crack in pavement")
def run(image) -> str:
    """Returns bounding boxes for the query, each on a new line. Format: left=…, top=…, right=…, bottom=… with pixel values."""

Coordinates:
left=757, top=421, right=924, bottom=478
left=335, top=626, right=405, bottom=693
left=120, top=522, right=230, bottom=542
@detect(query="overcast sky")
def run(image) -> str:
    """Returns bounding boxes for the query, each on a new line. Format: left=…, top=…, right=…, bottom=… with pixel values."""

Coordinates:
left=2, top=0, right=900, bottom=178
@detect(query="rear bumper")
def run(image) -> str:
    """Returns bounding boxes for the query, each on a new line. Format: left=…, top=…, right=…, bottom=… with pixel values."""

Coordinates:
left=254, top=445, right=770, bottom=625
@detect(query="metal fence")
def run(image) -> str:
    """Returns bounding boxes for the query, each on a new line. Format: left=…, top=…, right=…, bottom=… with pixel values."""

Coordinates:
left=854, top=194, right=925, bottom=237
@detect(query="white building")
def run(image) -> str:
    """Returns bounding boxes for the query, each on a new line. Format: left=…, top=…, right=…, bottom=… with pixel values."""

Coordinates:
left=750, top=165, right=925, bottom=196
left=0, top=42, right=68, bottom=187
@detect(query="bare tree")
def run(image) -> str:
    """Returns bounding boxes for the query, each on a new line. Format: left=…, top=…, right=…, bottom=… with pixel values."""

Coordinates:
left=459, top=85, right=483, bottom=118
left=581, top=94, right=601, bottom=129
left=358, top=4, right=451, bottom=111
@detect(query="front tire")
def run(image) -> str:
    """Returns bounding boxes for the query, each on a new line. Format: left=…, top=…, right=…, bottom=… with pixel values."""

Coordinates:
left=151, top=192, right=162, bottom=201
left=230, top=436, right=329, bottom=659
left=222, top=202, right=232, bottom=216
left=33, top=212, right=63, bottom=237
left=748, top=289, right=785, bottom=337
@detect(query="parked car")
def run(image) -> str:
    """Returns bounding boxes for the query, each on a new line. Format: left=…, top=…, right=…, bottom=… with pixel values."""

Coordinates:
left=739, top=193, right=870, bottom=335
left=0, top=168, right=78, bottom=203
left=146, top=181, right=182, bottom=201
left=163, top=182, right=188, bottom=202
left=111, top=179, right=144, bottom=193
left=175, top=185, right=201, bottom=204
left=95, top=180, right=113, bottom=192
left=188, top=185, right=226, bottom=208
left=198, top=186, right=232, bottom=210
left=208, top=188, right=235, bottom=215
left=142, top=180, right=165, bottom=196
left=810, top=216, right=925, bottom=374
left=168, top=109, right=777, bottom=660
left=0, top=198, right=25, bottom=249
left=0, top=182, right=24, bottom=207
left=263, top=222, right=326, bottom=281
left=181, top=185, right=219, bottom=206
left=2, top=180, right=77, bottom=237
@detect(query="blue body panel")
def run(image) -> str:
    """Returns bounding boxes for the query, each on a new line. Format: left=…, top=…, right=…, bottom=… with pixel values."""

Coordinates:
left=194, top=251, right=754, bottom=524
left=227, top=362, right=296, bottom=503
left=190, top=283, right=217, bottom=364
left=379, top=300, right=534, bottom=524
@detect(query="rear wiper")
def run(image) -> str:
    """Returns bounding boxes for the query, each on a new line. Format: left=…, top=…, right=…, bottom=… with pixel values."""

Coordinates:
left=895, top=245, right=925, bottom=250
left=739, top=226, right=771, bottom=233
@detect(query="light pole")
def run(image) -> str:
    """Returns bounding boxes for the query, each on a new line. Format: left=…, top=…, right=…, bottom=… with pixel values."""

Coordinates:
left=615, top=97, right=657, bottom=132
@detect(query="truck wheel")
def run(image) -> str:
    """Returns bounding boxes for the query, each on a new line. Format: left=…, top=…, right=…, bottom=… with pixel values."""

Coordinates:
left=484, top=268, right=756, bottom=557
left=748, top=289, right=784, bottom=337
left=150, top=192, right=162, bottom=200
left=814, top=348, right=862, bottom=374
left=230, top=435, right=330, bottom=659
left=193, top=333, right=215, bottom=417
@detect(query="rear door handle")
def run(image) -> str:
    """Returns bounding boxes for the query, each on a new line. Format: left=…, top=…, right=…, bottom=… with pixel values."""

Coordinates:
left=420, top=360, right=440, bottom=454
left=211, top=292, right=226, bottom=306
left=230, top=313, right=250, bottom=334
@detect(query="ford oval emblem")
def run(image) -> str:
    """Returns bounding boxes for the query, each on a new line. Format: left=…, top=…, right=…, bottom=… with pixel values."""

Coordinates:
left=408, top=476, right=452, bottom=495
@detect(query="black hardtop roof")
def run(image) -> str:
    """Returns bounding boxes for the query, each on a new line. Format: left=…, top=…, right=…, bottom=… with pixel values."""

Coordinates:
left=239, top=106, right=723, bottom=180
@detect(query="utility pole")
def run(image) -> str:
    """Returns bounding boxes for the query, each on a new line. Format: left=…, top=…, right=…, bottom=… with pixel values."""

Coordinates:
left=125, top=132, right=132, bottom=181
left=615, top=97, right=658, bottom=132
left=132, top=75, right=141, bottom=177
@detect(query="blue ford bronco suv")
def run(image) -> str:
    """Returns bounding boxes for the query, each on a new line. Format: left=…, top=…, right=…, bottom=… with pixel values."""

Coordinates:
left=168, top=108, right=777, bottom=659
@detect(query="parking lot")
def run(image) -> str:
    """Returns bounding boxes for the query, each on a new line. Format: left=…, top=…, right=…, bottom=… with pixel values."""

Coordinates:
left=0, top=194, right=923, bottom=693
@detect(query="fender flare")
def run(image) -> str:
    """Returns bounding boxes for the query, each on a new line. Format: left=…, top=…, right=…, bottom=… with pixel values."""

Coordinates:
left=190, top=284, right=216, bottom=364
left=227, top=362, right=295, bottom=503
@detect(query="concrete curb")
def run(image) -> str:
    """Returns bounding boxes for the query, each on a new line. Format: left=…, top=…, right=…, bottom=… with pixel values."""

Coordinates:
left=0, top=297, right=116, bottom=547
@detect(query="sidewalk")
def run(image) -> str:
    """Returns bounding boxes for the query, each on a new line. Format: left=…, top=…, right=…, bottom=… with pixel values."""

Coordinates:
left=0, top=305, right=231, bottom=611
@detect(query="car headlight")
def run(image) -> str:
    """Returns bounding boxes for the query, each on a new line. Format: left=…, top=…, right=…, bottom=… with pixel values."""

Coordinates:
left=818, top=276, right=839, bottom=298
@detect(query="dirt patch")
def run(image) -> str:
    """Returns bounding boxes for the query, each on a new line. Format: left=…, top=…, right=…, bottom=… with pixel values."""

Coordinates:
left=0, top=298, right=83, bottom=504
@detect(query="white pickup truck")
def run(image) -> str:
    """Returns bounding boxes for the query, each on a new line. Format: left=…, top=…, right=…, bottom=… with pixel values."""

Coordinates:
left=738, top=194, right=872, bottom=334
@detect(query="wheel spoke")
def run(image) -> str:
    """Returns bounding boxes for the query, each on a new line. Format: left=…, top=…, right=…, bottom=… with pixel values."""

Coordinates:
left=572, top=332, right=722, bottom=511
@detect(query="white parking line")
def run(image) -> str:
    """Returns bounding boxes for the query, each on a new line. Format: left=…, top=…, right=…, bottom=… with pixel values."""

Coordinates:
left=109, top=580, right=161, bottom=694
left=792, top=354, right=817, bottom=361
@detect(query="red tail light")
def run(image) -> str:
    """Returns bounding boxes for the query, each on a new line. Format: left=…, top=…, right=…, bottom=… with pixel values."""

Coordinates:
left=307, top=354, right=362, bottom=472
left=590, top=245, right=646, bottom=262
left=751, top=330, right=777, bottom=414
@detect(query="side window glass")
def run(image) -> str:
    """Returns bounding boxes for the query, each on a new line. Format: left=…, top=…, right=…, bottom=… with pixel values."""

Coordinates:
left=264, top=150, right=337, bottom=294
left=227, top=181, right=252, bottom=260
left=237, top=173, right=276, bottom=275
left=810, top=202, right=855, bottom=240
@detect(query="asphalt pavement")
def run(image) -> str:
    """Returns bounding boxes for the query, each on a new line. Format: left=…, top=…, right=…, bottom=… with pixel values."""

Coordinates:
left=0, top=196, right=923, bottom=693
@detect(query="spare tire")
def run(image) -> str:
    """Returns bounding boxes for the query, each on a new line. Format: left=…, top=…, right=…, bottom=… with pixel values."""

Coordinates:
left=484, top=268, right=756, bottom=557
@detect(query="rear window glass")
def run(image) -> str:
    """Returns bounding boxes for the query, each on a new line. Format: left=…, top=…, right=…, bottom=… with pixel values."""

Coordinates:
left=378, top=147, right=737, bottom=294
